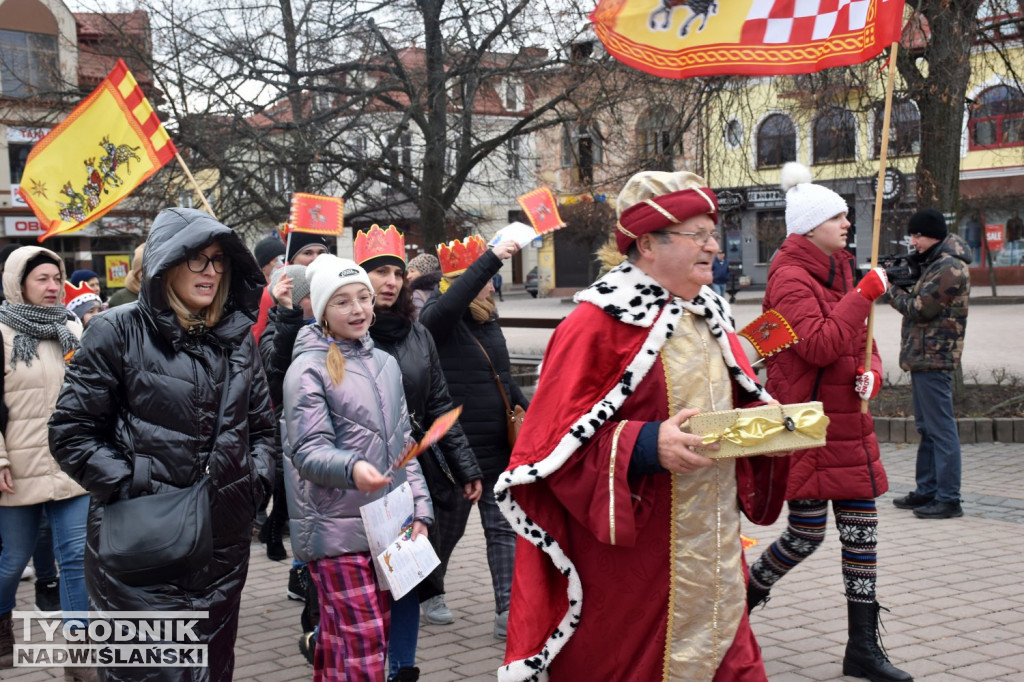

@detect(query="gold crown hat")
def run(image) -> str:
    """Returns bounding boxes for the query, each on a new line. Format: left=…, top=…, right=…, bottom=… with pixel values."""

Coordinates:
left=437, top=235, right=487, bottom=276
left=353, top=224, right=406, bottom=271
left=614, top=170, right=718, bottom=253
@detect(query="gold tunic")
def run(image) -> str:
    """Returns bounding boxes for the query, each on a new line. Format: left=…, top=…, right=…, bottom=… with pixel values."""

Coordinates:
left=661, top=310, right=746, bottom=681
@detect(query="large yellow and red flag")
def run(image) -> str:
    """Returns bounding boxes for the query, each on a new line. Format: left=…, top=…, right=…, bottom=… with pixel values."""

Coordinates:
left=283, top=193, right=345, bottom=237
left=18, top=59, right=176, bottom=241
left=591, top=0, right=905, bottom=79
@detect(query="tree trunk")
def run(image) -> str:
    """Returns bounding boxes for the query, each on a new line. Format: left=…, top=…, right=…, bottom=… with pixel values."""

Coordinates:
left=898, top=0, right=984, bottom=216
left=419, top=0, right=449, bottom=248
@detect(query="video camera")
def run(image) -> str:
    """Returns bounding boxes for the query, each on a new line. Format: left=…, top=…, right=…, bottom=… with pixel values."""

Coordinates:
left=879, top=253, right=922, bottom=289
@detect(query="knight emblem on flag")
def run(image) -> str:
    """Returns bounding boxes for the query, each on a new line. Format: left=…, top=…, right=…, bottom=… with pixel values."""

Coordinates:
left=18, top=59, right=176, bottom=241
left=592, top=0, right=905, bottom=79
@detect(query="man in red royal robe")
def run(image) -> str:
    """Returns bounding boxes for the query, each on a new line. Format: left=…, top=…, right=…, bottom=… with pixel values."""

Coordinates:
left=494, top=171, right=789, bottom=681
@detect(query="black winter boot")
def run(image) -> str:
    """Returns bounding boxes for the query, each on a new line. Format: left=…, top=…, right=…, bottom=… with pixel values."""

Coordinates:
left=0, top=610, right=12, bottom=668
left=843, top=601, right=913, bottom=682
left=389, top=667, right=420, bottom=681
left=265, top=515, right=287, bottom=561
left=747, top=581, right=771, bottom=614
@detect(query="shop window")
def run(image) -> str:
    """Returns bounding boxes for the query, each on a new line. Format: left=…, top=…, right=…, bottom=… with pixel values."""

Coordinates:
left=813, top=108, right=856, bottom=164
left=0, top=29, right=58, bottom=98
left=873, top=101, right=920, bottom=157
left=756, top=210, right=786, bottom=263
left=969, top=85, right=1024, bottom=149
left=756, top=114, right=796, bottom=169
left=636, top=105, right=681, bottom=172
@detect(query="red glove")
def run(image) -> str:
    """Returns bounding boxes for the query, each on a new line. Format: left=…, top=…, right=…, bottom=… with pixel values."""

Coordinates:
left=855, top=367, right=881, bottom=400
left=856, top=267, right=888, bottom=301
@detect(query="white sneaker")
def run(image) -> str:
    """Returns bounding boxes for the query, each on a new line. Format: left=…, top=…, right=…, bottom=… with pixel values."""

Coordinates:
left=21, top=565, right=35, bottom=581
left=421, top=595, right=455, bottom=625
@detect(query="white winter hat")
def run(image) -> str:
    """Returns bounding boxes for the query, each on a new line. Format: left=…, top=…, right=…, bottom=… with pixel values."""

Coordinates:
left=781, top=162, right=848, bottom=236
left=306, top=254, right=373, bottom=324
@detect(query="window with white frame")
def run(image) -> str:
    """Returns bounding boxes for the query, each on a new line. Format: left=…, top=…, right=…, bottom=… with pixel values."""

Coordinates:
left=636, top=106, right=681, bottom=172
left=873, top=100, right=920, bottom=158
left=504, top=79, right=521, bottom=112
left=0, top=29, right=58, bottom=98
left=506, top=138, right=522, bottom=179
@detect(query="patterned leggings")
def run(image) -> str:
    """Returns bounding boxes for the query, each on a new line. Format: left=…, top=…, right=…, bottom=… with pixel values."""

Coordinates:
left=749, top=498, right=879, bottom=604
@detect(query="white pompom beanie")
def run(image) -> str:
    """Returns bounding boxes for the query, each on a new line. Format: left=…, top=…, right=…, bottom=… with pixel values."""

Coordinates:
left=781, top=162, right=848, bottom=236
left=306, top=254, right=373, bottom=324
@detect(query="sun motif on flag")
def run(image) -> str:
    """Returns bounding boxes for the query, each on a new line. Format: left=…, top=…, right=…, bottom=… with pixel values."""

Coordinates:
left=29, top=179, right=48, bottom=199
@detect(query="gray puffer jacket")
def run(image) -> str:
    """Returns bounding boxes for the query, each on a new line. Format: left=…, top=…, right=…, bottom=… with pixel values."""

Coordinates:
left=283, top=324, right=432, bottom=561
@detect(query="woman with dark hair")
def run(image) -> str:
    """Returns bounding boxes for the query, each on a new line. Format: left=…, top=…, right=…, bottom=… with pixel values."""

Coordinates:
left=0, top=246, right=90, bottom=681
left=354, top=226, right=482, bottom=681
left=418, top=236, right=527, bottom=640
left=50, top=208, right=276, bottom=682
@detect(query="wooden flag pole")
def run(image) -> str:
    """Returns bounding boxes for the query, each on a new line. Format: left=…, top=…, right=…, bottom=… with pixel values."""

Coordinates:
left=862, top=41, right=900, bottom=413
left=175, top=152, right=216, bottom=217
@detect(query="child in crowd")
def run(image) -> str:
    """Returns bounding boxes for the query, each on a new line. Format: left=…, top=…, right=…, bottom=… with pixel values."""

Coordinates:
left=282, top=255, right=432, bottom=681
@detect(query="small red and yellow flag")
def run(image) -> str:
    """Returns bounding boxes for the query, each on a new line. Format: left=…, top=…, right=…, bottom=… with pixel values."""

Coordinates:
left=285, top=193, right=345, bottom=236
left=516, top=187, right=565, bottom=235
left=18, top=59, right=177, bottom=241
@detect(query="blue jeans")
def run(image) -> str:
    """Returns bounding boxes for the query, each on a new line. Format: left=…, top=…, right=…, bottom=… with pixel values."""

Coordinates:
left=0, top=496, right=90, bottom=622
left=388, top=591, right=420, bottom=676
left=712, top=282, right=727, bottom=296
left=911, top=371, right=962, bottom=503
left=34, top=511, right=58, bottom=581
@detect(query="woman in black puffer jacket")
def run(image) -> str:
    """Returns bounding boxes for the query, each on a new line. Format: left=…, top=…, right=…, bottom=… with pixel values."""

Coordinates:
left=50, top=208, right=276, bottom=682
left=418, top=238, right=527, bottom=640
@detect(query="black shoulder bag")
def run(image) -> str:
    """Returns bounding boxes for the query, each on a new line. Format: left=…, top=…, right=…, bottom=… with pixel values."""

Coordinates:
left=98, top=359, right=231, bottom=586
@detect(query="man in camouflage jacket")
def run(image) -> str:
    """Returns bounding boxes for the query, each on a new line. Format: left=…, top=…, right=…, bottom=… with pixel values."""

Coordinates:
left=888, top=209, right=971, bottom=520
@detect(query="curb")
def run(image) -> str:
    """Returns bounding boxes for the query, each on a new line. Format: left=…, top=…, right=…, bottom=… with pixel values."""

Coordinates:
left=873, top=416, right=1024, bottom=443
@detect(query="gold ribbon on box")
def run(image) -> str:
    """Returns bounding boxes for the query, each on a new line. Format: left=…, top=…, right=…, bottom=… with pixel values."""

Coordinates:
left=700, top=408, right=829, bottom=447
left=687, top=402, right=829, bottom=459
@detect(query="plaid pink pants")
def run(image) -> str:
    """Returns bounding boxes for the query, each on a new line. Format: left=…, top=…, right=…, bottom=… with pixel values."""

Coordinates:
left=309, top=553, right=391, bottom=682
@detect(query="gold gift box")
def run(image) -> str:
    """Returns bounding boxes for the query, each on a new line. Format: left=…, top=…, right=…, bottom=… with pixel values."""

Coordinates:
left=686, top=401, right=829, bottom=459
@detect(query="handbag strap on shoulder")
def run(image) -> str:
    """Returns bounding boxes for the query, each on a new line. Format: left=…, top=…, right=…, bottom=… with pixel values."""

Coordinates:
left=470, top=334, right=513, bottom=414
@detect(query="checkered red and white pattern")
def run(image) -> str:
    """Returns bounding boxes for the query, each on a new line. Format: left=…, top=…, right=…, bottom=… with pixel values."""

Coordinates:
left=742, top=0, right=875, bottom=44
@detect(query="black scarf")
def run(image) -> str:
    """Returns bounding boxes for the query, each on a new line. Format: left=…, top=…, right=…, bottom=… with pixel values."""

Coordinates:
left=0, top=301, right=79, bottom=368
left=370, top=310, right=412, bottom=345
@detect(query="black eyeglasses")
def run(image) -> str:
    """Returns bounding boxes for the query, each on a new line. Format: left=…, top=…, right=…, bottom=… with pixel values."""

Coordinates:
left=186, top=253, right=228, bottom=273
left=657, top=229, right=720, bottom=247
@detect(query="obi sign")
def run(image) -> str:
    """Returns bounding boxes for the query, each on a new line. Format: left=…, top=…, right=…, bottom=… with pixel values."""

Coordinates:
left=4, top=217, right=45, bottom=237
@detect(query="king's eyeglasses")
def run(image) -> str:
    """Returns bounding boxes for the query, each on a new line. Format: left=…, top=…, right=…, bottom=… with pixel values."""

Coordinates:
left=657, top=229, right=719, bottom=247
left=186, top=253, right=228, bottom=273
left=329, top=293, right=375, bottom=314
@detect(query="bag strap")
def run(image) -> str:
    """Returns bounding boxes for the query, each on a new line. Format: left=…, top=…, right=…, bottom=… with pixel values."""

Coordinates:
left=470, top=334, right=513, bottom=414
left=129, top=354, right=233, bottom=496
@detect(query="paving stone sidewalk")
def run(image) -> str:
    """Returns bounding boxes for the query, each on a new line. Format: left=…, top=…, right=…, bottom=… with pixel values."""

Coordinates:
left=7, top=443, right=1023, bottom=681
